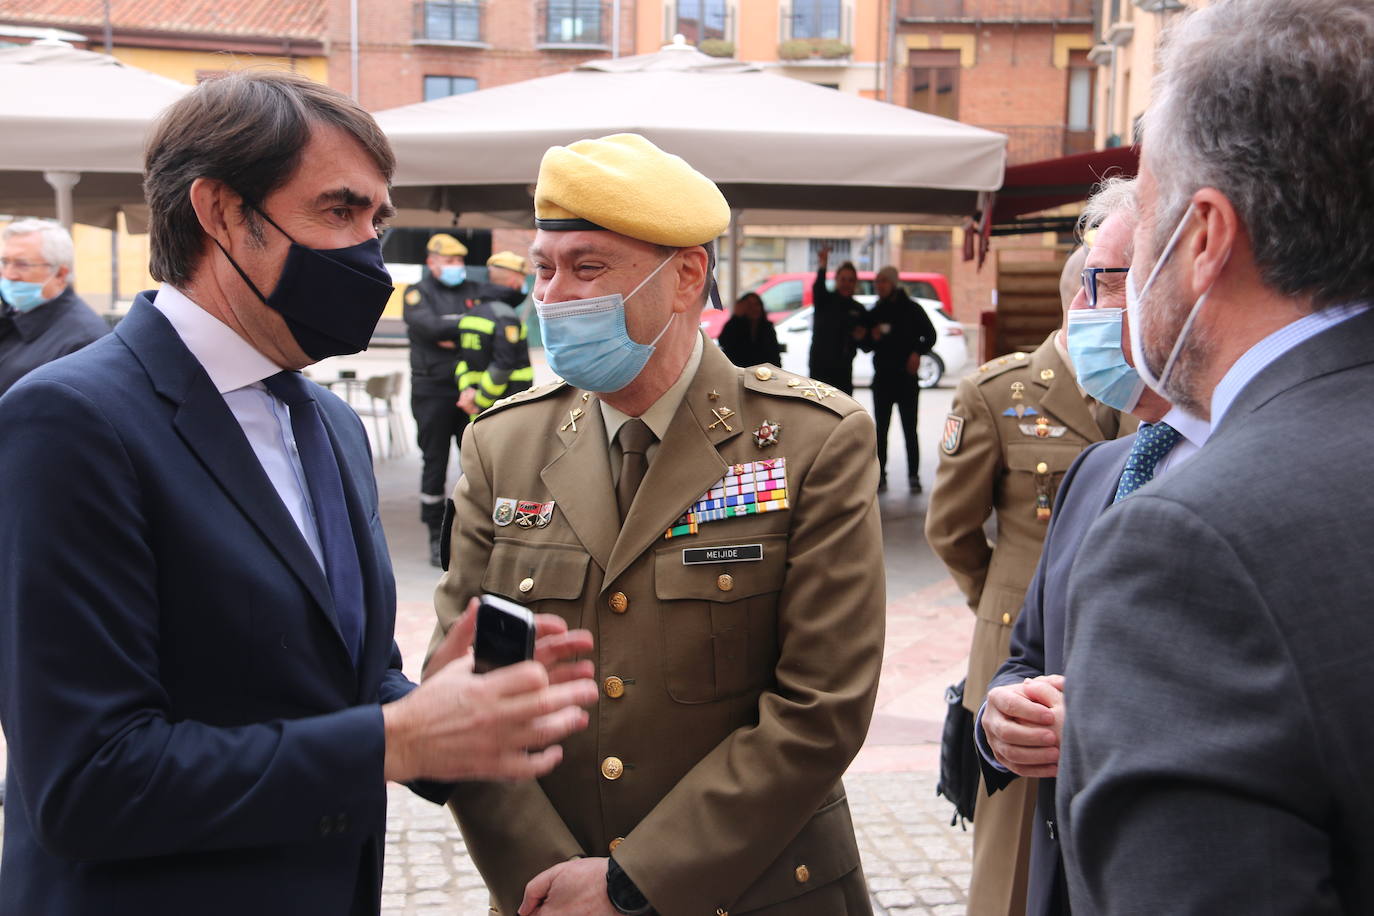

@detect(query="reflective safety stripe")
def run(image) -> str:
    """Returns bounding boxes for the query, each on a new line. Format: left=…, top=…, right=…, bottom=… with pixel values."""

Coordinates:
left=479, top=375, right=508, bottom=399
left=458, top=314, right=496, bottom=335
left=460, top=332, right=482, bottom=351
left=510, top=366, right=535, bottom=382
left=454, top=361, right=481, bottom=389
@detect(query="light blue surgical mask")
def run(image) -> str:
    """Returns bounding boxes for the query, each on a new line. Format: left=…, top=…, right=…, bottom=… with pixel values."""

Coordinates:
left=0, top=278, right=51, bottom=312
left=438, top=265, right=466, bottom=287
left=535, top=255, right=676, bottom=393
left=1066, top=307, right=1144, bottom=412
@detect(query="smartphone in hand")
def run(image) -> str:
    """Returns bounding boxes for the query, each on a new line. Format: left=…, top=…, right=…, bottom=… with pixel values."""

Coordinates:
left=473, top=593, right=535, bottom=673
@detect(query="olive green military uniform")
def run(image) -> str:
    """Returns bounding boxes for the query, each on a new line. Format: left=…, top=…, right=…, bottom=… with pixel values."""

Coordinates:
left=430, top=340, right=884, bottom=916
left=925, top=333, right=1134, bottom=916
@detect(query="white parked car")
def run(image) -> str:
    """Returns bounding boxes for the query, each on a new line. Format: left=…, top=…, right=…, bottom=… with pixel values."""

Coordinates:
left=774, top=298, right=968, bottom=388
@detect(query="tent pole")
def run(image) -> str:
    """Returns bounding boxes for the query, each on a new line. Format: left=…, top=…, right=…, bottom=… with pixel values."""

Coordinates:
left=110, top=211, right=121, bottom=314
left=729, top=208, right=742, bottom=308
left=43, top=170, right=81, bottom=231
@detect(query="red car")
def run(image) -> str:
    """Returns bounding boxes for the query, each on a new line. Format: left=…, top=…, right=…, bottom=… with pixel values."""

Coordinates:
left=702, top=270, right=952, bottom=338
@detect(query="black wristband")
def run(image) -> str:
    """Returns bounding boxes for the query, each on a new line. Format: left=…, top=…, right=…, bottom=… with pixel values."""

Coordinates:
left=606, top=856, right=654, bottom=915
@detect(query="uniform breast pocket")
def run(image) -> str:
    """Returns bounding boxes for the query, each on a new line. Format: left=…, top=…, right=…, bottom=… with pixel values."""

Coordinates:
left=653, top=532, right=787, bottom=704
left=1006, top=443, right=1083, bottom=521
left=481, top=538, right=590, bottom=627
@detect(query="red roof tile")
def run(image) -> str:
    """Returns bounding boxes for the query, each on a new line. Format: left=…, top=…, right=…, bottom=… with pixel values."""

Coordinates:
left=0, top=0, right=325, bottom=41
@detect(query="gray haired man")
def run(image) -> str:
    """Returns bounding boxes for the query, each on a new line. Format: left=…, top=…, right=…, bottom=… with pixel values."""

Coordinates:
left=0, top=219, right=107, bottom=396
left=1059, top=1, right=1374, bottom=911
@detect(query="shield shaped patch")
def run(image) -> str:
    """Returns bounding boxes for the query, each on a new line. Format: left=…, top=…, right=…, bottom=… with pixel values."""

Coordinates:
left=941, top=414, right=965, bottom=455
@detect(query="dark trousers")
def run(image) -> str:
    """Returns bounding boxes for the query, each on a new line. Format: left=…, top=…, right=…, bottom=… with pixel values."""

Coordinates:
left=809, top=362, right=854, bottom=396
left=411, top=391, right=466, bottom=526
left=872, top=375, right=920, bottom=479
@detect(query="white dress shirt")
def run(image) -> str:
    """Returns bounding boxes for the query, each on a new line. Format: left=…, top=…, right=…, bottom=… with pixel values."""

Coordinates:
left=151, top=284, right=325, bottom=570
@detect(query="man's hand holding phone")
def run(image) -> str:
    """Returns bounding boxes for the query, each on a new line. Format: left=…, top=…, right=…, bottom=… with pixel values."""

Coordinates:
left=383, top=598, right=595, bottom=784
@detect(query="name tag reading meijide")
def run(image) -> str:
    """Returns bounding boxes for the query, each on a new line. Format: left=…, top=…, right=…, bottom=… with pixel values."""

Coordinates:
left=682, top=544, right=763, bottom=565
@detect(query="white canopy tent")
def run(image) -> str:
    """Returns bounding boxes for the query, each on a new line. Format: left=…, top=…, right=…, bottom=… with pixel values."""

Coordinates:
left=0, top=42, right=188, bottom=230
left=377, top=38, right=1007, bottom=299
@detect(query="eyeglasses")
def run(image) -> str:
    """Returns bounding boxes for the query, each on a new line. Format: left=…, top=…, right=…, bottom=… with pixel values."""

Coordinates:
left=1080, top=267, right=1130, bottom=308
left=0, top=258, right=53, bottom=273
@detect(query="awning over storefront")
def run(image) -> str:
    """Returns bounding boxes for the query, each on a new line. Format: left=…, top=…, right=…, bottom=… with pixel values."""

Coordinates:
left=988, top=145, right=1140, bottom=234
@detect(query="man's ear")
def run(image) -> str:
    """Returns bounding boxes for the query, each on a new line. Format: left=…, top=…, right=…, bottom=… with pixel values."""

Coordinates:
left=1186, top=187, right=1239, bottom=299
left=672, top=246, right=709, bottom=314
left=188, top=177, right=241, bottom=249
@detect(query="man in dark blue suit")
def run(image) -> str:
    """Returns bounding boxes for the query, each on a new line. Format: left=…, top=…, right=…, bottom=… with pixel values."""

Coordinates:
left=0, top=71, right=596, bottom=915
left=973, top=190, right=1209, bottom=915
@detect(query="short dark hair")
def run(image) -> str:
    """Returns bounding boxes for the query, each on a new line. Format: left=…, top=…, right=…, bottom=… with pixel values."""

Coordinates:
left=835, top=261, right=858, bottom=278
left=144, top=70, right=395, bottom=287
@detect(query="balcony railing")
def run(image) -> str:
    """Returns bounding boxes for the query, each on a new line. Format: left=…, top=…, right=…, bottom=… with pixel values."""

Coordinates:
left=414, top=0, right=484, bottom=44
left=539, top=0, right=611, bottom=47
left=902, top=0, right=1093, bottom=19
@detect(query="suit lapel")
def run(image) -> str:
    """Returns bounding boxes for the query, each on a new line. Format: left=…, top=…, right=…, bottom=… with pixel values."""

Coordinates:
left=603, top=344, right=741, bottom=590
left=1032, top=338, right=1105, bottom=443
left=117, top=296, right=339, bottom=636
left=541, top=394, right=618, bottom=573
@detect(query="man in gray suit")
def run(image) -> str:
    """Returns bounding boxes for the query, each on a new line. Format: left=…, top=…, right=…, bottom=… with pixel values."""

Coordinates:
left=1058, top=1, right=1374, bottom=912
left=975, top=178, right=1209, bottom=916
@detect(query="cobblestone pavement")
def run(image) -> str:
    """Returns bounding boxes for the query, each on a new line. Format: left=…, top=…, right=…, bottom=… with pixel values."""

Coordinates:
left=0, top=351, right=981, bottom=914
left=376, top=771, right=972, bottom=915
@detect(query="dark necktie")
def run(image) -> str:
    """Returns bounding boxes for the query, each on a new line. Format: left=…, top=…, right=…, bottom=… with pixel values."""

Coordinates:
left=616, top=418, right=654, bottom=523
left=263, top=371, right=365, bottom=664
left=1114, top=421, right=1183, bottom=503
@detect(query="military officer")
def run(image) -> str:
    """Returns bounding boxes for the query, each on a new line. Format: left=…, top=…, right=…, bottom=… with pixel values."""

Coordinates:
left=404, top=232, right=488, bottom=565
left=925, top=247, right=1134, bottom=916
left=429, top=133, right=885, bottom=916
left=455, top=251, right=536, bottom=418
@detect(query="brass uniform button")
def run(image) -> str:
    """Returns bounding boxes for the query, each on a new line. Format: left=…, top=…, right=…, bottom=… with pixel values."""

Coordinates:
left=609, top=836, right=624, bottom=852
left=716, top=574, right=734, bottom=592
left=518, top=577, right=534, bottom=594
left=609, top=591, right=629, bottom=613
left=754, top=366, right=772, bottom=381
left=1036, top=462, right=1049, bottom=474
left=604, top=676, right=626, bottom=699
left=1001, top=612, right=1012, bottom=625
left=601, top=756, right=624, bottom=780
left=794, top=865, right=811, bottom=884
left=1041, top=369, right=1056, bottom=381
left=1014, top=352, right=1027, bottom=360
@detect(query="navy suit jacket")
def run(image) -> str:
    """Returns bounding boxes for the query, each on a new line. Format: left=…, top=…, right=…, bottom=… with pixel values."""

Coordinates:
left=976, top=432, right=1135, bottom=916
left=0, top=294, right=421, bottom=915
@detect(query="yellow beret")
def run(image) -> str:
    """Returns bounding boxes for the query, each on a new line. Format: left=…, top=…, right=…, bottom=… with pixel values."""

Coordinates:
left=427, top=233, right=468, bottom=257
left=534, top=133, right=730, bottom=247
left=487, top=250, right=528, bottom=274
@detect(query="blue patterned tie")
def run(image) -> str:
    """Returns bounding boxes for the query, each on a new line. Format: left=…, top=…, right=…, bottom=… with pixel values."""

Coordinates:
left=1114, top=421, right=1182, bottom=503
left=263, top=371, right=365, bottom=664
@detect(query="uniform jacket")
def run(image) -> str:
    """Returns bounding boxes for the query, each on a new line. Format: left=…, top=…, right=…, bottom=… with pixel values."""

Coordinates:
left=976, top=434, right=1135, bottom=916
left=403, top=272, right=486, bottom=397
left=432, top=339, right=885, bottom=916
left=0, top=285, right=108, bottom=396
left=1061, top=308, right=1374, bottom=914
left=925, top=334, right=1133, bottom=714
left=453, top=296, right=534, bottom=412
left=0, top=294, right=426, bottom=916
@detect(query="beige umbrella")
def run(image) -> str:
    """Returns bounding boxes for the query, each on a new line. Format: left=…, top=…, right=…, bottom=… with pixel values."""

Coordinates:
left=379, top=38, right=1005, bottom=226
left=0, top=42, right=188, bottom=229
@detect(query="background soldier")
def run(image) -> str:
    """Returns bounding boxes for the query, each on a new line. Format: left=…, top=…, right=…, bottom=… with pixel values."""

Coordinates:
left=924, top=247, right=1134, bottom=916
left=430, top=133, right=884, bottom=916
left=455, top=250, right=535, bottom=418
left=404, top=232, right=487, bottom=565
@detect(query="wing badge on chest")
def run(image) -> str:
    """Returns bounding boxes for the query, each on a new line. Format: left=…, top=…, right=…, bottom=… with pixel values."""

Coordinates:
left=664, top=458, right=789, bottom=539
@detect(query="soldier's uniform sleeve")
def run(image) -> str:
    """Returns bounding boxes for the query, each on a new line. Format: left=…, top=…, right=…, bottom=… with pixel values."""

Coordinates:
left=473, top=304, right=534, bottom=411
left=925, top=373, right=1002, bottom=610
left=426, top=416, right=586, bottom=889
left=402, top=284, right=462, bottom=344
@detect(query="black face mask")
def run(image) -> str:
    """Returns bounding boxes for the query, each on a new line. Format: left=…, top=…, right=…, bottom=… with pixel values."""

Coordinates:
left=212, top=206, right=394, bottom=360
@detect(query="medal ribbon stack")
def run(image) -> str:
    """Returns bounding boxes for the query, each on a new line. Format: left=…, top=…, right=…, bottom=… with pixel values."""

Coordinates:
left=665, top=458, right=789, bottom=539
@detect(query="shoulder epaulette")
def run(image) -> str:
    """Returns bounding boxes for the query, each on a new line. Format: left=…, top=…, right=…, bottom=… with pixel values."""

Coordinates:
left=740, top=365, right=857, bottom=417
left=474, top=379, right=568, bottom=421
left=972, top=351, right=1031, bottom=383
